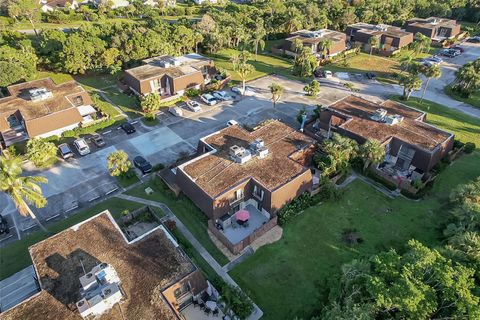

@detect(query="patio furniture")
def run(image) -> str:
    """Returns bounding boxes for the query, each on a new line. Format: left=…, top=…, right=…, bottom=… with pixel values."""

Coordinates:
left=204, top=308, right=212, bottom=316
left=213, top=308, right=219, bottom=316
left=235, top=209, right=250, bottom=223
left=201, top=291, right=210, bottom=302
left=192, top=298, right=199, bottom=308
left=199, top=302, right=205, bottom=310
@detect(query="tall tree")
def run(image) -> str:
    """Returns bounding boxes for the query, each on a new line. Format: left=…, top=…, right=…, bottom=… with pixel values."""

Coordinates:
left=250, top=19, right=266, bottom=60
left=0, top=154, right=48, bottom=231
left=420, top=64, right=441, bottom=103
left=26, top=138, right=58, bottom=168
left=269, top=82, right=283, bottom=108
left=399, top=73, right=422, bottom=100
left=453, top=59, right=480, bottom=98
left=7, top=0, right=41, bottom=37
left=318, top=38, right=333, bottom=58
left=359, top=140, right=385, bottom=172
left=368, top=36, right=380, bottom=55
left=412, top=32, right=432, bottom=55
left=293, top=46, right=317, bottom=77
left=141, top=93, right=161, bottom=119
left=231, top=51, right=254, bottom=95
left=107, top=150, right=132, bottom=177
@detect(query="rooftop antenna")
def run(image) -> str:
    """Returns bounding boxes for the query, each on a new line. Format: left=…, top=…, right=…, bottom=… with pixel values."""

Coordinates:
left=79, top=258, right=86, bottom=276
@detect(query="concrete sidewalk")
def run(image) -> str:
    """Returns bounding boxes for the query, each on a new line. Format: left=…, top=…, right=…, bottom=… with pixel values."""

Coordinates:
left=115, top=194, right=264, bottom=320
left=0, top=265, right=39, bottom=312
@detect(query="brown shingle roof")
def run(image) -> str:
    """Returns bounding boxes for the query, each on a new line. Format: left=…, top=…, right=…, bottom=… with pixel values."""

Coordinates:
left=406, top=17, right=458, bottom=29
left=348, top=22, right=412, bottom=38
left=180, top=121, right=315, bottom=198
left=0, top=212, right=194, bottom=320
left=286, top=29, right=346, bottom=45
left=327, top=95, right=452, bottom=150
left=0, top=78, right=91, bottom=136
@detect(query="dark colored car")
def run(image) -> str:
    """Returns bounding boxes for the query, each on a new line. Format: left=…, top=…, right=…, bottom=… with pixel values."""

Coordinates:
left=0, top=215, right=9, bottom=235
left=133, top=156, right=152, bottom=174
left=467, top=37, right=480, bottom=43
left=90, top=133, right=106, bottom=147
left=121, top=122, right=136, bottom=134
left=365, top=72, right=376, bottom=79
left=449, top=45, right=464, bottom=53
left=58, top=143, right=74, bottom=160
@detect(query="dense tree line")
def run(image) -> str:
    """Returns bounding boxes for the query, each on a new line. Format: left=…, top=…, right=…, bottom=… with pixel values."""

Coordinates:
left=0, top=0, right=479, bottom=86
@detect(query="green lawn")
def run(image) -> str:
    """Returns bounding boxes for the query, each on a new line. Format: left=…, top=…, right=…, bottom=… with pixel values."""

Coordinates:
left=444, top=86, right=480, bottom=109
left=0, top=198, right=142, bottom=280
left=35, top=71, right=74, bottom=84
left=323, top=53, right=401, bottom=84
left=230, top=152, right=480, bottom=320
left=116, top=171, right=140, bottom=188
left=125, top=177, right=230, bottom=266
left=100, top=86, right=141, bottom=118
left=390, top=96, right=480, bottom=146
left=208, top=49, right=305, bottom=83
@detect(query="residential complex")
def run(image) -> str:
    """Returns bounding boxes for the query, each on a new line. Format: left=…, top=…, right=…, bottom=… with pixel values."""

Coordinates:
left=282, top=29, right=347, bottom=58
left=40, top=0, right=79, bottom=12
left=174, top=120, right=315, bottom=253
left=0, top=211, right=208, bottom=319
left=345, top=23, right=414, bottom=54
left=315, top=95, right=453, bottom=176
left=124, top=53, right=216, bottom=98
left=0, top=78, right=96, bottom=148
left=404, top=17, right=461, bottom=41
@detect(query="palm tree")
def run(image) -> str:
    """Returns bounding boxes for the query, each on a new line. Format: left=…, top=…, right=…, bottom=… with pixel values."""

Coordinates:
left=420, top=64, right=441, bottom=103
left=318, top=38, right=333, bottom=59
left=0, top=154, right=48, bottom=231
left=453, top=61, right=480, bottom=98
left=291, top=38, right=303, bottom=54
left=368, top=36, right=380, bottom=55
left=107, top=150, right=132, bottom=177
left=269, top=82, right=284, bottom=108
left=250, top=20, right=266, bottom=60
left=412, top=33, right=432, bottom=55
left=231, top=51, right=254, bottom=95
left=399, top=73, right=423, bottom=100
left=360, top=140, right=385, bottom=172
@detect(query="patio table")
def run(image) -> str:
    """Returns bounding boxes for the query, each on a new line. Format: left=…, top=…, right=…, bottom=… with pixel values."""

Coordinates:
left=205, top=301, right=217, bottom=310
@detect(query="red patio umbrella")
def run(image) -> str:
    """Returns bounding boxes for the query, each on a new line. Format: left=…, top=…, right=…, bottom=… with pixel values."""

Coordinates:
left=235, top=209, right=250, bottom=222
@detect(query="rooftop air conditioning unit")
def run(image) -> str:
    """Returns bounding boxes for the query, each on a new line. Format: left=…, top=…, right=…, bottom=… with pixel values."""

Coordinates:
left=250, top=138, right=269, bottom=159
left=229, top=145, right=243, bottom=157
left=370, top=108, right=388, bottom=122
left=159, top=60, right=171, bottom=68
left=170, top=58, right=181, bottom=66
left=384, top=114, right=404, bottom=125
left=29, top=88, right=53, bottom=101
left=230, top=145, right=252, bottom=164
left=375, top=24, right=388, bottom=32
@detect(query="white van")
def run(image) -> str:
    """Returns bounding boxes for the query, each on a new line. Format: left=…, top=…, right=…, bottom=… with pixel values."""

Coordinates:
left=73, top=138, right=91, bottom=156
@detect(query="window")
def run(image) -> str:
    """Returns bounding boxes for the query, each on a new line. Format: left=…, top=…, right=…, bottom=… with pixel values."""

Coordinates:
left=253, top=185, right=264, bottom=200
left=235, top=189, right=244, bottom=200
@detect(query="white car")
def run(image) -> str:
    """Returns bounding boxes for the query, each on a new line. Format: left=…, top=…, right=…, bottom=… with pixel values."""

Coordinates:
left=186, top=100, right=202, bottom=112
left=213, top=91, right=233, bottom=101
left=169, top=106, right=183, bottom=117
left=200, top=93, right=218, bottom=106
left=227, top=120, right=239, bottom=126
left=73, top=138, right=90, bottom=156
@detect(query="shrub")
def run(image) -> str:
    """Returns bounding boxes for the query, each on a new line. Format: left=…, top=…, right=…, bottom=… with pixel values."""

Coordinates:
left=26, top=138, right=58, bottom=168
left=433, top=161, right=448, bottom=174
left=365, top=171, right=397, bottom=191
left=453, top=139, right=464, bottom=149
left=185, top=88, right=200, bottom=97
left=152, top=163, right=165, bottom=172
left=464, top=142, right=476, bottom=154
left=62, top=118, right=117, bottom=138
left=218, top=283, right=254, bottom=320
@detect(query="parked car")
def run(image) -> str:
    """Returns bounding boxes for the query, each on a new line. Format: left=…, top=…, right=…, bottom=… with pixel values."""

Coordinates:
left=449, top=45, right=464, bottom=53
left=426, top=56, right=443, bottom=63
left=90, top=133, right=105, bottom=147
left=200, top=93, right=218, bottom=106
left=121, top=122, right=136, bottom=134
left=169, top=106, right=183, bottom=117
left=365, top=72, right=376, bottom=80
left=0, top=214, right=10, bottom=235
left=58, top=143, right=74, bottom=160
left=213, top=91, right=233, bottom=101
left=314, top=68, right=333, bottom=78
left=133, top=156, right=152, bottom=174
left=227, top=119, right=239, bottom=126
left=186, top=100, right=202, bottom=112
left=467, top=36, right=480, bottom=43
left=440, top=49, right=460, bottom=58
left=73, top=138, right=90, bottom=156
left=231, top=86, right=255, bottom=96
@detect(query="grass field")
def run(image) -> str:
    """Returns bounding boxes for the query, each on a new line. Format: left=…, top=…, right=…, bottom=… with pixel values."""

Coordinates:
left=444, top=86, right=480, bottom=109
left=209, top=49, right=305, bottom=83
left=125, top=177, right=230, bottom=266
left=0, top=198, right=142, bottom=280
left=230, top=152, right=480, bottom=319
left=229, top=98, right=480, bottom=319
left=323, top=53, right=401, bottom=84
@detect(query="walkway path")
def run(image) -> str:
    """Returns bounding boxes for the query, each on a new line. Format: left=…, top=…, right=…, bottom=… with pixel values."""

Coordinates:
left=115, top=194, right=264, bottom=320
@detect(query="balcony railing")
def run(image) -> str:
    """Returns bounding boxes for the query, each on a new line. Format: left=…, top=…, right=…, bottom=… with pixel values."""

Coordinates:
left=229, top=195, right=244, bottom=205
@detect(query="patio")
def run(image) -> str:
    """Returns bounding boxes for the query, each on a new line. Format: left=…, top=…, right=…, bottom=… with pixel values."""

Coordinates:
left=221, top=204, right=269, bottom=245
left=181, top=303, right=224, bottom=320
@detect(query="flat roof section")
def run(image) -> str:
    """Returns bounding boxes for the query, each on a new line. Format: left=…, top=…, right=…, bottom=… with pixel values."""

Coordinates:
left=326, top=95, right=452, bottom=151
left=181, top=121, right=315, bottom=198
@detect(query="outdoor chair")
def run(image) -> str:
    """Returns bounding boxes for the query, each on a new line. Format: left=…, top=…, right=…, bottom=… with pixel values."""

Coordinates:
left=213, top=308, right=219, bottom=316
left=199, top=302, right=205, bottom=310
left=204, top=308, right=212, bottom=316
left=192, top=298, right=199, bottom=308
